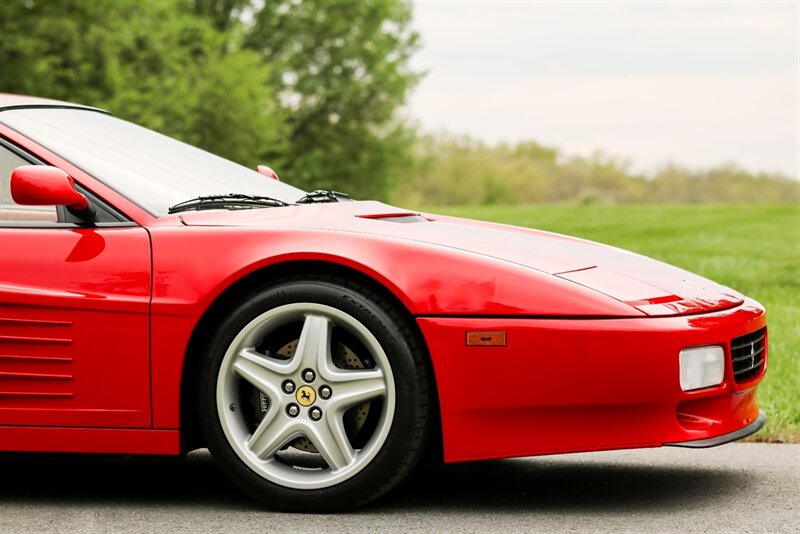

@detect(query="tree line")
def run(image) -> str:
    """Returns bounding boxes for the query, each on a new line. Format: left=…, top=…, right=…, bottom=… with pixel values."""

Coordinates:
left=1, top=0, right=795, bottom=206
left=393, top=135, right=797, bottom=206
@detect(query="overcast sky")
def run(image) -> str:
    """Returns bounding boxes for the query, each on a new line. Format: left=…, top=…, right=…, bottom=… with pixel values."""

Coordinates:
left=408, top=1, right=799, bottom=178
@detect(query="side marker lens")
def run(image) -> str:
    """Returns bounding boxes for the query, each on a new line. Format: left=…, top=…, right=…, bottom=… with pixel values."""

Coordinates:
left=466, top=331, right=507, bottom=346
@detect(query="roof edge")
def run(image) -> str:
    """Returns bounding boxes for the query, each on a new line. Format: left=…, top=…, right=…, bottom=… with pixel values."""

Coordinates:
left=0, top=93, right=109, bottom=114
left=0, top=103, right=110, bottom=115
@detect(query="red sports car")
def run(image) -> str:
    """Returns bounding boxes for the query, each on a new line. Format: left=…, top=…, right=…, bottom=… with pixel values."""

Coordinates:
left=0, top=94, right=767, bottom=511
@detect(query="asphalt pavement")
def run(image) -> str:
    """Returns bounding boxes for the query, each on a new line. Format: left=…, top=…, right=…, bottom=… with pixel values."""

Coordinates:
left=0, top=443, right=796, bottom=533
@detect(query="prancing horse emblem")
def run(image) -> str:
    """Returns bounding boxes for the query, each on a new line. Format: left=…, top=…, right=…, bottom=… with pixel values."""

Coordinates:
left=749, top=343, right=756, bottom=368
left=296, top=385, right=316, bottom=407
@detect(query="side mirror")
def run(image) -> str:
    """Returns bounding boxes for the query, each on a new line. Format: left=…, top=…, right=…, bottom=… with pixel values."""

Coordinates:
left=256, top=165, right=280, bottom=181
left=10, top=165, right=95, bottom=218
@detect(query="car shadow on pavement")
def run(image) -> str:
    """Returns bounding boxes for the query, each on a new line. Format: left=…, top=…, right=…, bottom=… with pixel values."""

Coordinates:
left=0, top=451, right=242, bottom=510
left=375, top=457, right=750, bottom=514
left=0, top=450, right=751, bottom=513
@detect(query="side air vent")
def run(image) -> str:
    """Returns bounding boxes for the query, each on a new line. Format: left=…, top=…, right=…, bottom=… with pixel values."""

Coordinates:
left=0, top=316, right=74, bottom=399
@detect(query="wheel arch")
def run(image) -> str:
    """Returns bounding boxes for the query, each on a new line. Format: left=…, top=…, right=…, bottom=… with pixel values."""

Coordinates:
left=179, top=260, right=442, bottom=459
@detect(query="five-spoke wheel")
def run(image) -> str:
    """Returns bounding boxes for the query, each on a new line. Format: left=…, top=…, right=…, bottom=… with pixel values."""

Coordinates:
left=198, top=277, right=432, bottom=511
left=217, top=303, right=395, bottom=488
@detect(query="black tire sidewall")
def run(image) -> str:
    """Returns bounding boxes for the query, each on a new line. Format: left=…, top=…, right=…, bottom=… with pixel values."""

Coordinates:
left=197, top=278, right=428, bottom=512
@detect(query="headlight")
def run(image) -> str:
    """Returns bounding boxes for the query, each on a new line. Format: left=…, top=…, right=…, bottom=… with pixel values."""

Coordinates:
left=679, top=345, right=725, bottom=391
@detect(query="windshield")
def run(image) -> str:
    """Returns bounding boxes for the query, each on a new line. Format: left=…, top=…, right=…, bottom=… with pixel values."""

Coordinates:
left=0, top=108, right=306, bottom=215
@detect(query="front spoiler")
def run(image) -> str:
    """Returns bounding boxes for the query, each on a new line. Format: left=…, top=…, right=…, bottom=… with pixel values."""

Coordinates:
left=665, top=411, right=766, bottom=448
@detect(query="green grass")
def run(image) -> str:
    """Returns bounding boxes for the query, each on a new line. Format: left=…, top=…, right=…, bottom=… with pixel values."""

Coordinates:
left=422, top=204, right=800, bottom=442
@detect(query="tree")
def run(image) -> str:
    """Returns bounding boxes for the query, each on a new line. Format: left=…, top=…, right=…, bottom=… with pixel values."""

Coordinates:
left=193, top=0, right=421, bottom=198
left=0, top=0, right=284, bottom=167
left=2, top=0, right=421, bottom=199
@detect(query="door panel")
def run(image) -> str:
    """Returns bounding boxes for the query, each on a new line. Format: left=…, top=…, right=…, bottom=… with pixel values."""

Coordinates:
left=0, top=227, right=151, bottom=427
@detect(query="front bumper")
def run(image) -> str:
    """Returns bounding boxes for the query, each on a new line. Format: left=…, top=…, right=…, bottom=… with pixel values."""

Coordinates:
left=665, top=410, right=766, bottom=448
left=418, top=298, right=767, bottom=463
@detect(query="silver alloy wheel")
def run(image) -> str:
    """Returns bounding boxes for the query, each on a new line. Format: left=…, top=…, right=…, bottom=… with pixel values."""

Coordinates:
left=216, top=302, right=396, bottom=490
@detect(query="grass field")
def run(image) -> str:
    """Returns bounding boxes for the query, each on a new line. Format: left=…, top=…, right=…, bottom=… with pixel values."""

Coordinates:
left=423, top=204, right=800, bottom=442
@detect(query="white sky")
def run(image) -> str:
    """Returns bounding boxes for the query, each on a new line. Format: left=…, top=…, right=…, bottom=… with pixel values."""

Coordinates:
left=408, top=1, right=799, bottom=178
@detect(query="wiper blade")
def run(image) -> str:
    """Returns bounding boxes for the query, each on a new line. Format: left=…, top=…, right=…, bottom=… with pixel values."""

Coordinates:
left=168, top=194, right=291, bottom=214
left=296, top=190, right=353, bottom=204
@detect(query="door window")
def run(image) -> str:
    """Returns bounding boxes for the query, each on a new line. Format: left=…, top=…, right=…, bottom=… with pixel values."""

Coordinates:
left=0, top=145, right=57, bottom=223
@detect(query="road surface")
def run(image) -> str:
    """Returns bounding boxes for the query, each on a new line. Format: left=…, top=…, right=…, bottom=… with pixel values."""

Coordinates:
left=0, top=443, right=797, bottom=532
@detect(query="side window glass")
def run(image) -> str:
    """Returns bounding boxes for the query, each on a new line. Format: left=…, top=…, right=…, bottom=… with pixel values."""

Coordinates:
left=0, top=145, right=58, bottom=223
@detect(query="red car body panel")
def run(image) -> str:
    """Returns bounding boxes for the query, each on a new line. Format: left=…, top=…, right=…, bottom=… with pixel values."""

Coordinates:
left=419, top=301, right=765, bottom=462
left=0, top=427, right=180, bottom=455
left=0, top=96, right=767, bottom=461
left=0, top=227, right=151, bottom=428
left=145, top=220, right=633, bottom=429
left=177, top=204, right=745, bottom=316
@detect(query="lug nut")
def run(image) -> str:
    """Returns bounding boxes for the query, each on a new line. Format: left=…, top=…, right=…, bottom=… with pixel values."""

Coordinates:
left=302, top=369, right=316, bottom=383
left=319, top=385, right=332, bottom=399
left=309, top=407, right=323, bottom=421
left=286, top=404, right=300, bottom=417
left=282, top=380, right=295, bottom=394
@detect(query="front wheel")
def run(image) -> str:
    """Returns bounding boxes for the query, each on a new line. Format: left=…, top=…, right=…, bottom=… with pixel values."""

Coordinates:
left=197, top=276, right=432, bottom=511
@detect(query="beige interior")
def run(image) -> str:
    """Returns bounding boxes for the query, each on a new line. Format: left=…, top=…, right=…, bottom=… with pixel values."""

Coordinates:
left=1, top=144, right=59, bottom=223
left=0, top=207, right=59, bottom=222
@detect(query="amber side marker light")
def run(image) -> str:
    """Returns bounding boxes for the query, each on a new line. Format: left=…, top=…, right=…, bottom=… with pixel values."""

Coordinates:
left=466, top=331, right=507, bottom=346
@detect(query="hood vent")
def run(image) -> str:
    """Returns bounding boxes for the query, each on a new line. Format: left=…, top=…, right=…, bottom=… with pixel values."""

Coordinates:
left=357, top=213, right=428, bottom=223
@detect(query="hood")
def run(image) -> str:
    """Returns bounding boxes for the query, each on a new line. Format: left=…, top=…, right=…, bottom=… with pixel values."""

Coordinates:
left=179, top=201, right=744, bottom=317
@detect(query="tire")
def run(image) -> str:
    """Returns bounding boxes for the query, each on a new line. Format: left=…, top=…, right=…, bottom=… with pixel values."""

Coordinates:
left=197, top=275, right=432, bottom=512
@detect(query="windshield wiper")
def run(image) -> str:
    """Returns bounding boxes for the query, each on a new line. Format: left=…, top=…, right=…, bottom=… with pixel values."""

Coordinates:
left=168, top=194, right=292, bottom=214
left=296, top=190, right=353, bottom=204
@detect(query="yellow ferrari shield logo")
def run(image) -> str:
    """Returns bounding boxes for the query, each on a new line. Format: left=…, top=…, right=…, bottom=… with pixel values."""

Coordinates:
left=296, top=385, right=316, bottom=407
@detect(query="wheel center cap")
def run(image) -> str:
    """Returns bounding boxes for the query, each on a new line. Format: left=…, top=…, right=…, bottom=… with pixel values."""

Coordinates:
left=296, top=385, right=316, bottom=407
